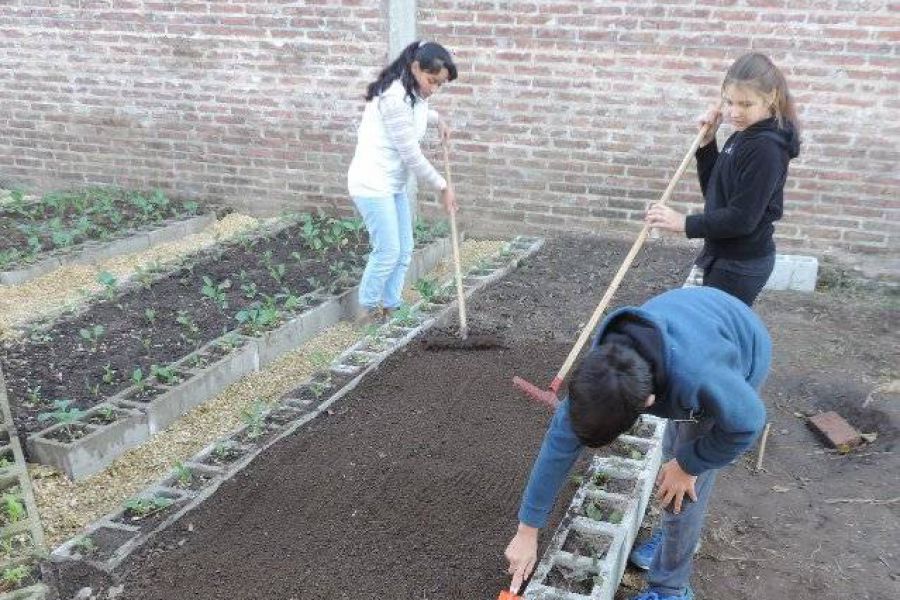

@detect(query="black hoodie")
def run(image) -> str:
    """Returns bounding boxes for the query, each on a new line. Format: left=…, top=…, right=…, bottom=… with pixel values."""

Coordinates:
left=685, top=117, right=801, bottom=261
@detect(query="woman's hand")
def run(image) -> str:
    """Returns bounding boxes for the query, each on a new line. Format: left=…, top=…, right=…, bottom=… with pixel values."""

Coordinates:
left=656, top=459, right=698, bottom=514
left=698, top=104, right=723, bottom=147
left=505, top=524, right=538, bottom=595
left=645, top=203, right=685, bottom=233
left=441, top=184, right=457, bottom=214
left=438, top=119, right=451, bottom=144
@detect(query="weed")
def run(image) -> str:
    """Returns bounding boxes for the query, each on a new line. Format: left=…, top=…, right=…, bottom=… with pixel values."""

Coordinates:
left=0, top=565, right=30, bottom=591
left=390, top=304, right=420, bottom=327
left=413, top=277, right=440, bottom=302
left=173, top=462, right=192, bottom=487
left=0, top=493, right=24, bottom=524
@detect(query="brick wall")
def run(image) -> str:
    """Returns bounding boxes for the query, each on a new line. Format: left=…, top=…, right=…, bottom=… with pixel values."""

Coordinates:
left=0, top=0, right=386, bottom=215
left=1, top=1, right=897, bottom=270
left=416, top=0, right=899, bottom=269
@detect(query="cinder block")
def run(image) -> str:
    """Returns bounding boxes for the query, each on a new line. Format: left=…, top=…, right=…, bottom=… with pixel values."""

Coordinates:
left=807, top=411, right=862, bottom=451
left=764, top=254, right=819, bottom=292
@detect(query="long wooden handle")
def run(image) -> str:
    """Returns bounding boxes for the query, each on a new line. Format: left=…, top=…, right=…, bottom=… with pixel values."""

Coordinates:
left=442, top=142, right=467, bottom=334
left=550, top=123, right=712, bottom=390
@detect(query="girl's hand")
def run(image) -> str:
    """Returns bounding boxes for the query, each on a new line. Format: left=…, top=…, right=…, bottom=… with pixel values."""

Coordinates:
left=438, top=119, right=451, bottom=144
left=698, top=104, right=723, bottom=146
left=656, top=459, right=698, bottom=514
left=645, top=203, right=685, bottom=233
left=442, top=185, right=457, bottom=214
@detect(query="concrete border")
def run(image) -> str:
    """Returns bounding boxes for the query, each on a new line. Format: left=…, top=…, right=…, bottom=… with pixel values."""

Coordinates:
left=0, top=213, right=216, bottom=286
left=45, top=235, right=546, bottom=599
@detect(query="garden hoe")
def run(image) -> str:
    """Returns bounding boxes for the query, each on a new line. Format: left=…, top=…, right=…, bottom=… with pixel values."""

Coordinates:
left=512, top=122, right=715, bottom=409
left=423, top=140, right=506, bottom=351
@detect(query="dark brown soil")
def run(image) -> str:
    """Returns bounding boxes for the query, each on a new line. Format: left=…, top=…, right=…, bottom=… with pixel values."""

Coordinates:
left=87, top=234, right=692, bottom=600
left=1, top=221, right=366, bottom=437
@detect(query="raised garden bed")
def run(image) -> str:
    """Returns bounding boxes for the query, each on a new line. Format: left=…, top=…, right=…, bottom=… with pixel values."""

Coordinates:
left=0, top=187, right=215, bottom=286
left=43, top=234, right=696, bottom=600
left=19, top=219, right=454, bottom=479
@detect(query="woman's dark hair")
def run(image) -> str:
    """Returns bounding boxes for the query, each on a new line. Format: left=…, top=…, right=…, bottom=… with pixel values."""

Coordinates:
left=365, top=40, right=457, bottom=106
left=723, top=52, right=799, bottom=133
left=568, top=342, right=652, bottom=448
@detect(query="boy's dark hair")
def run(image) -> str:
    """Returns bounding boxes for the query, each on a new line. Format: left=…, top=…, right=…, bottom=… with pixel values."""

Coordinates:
left=567, top=342, right=653, bottom=447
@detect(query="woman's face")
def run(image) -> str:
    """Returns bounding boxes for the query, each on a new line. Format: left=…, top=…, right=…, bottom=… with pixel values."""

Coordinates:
left=411, top=61, right=449, bottom=99
left=722, top=84, right=775, bottom=131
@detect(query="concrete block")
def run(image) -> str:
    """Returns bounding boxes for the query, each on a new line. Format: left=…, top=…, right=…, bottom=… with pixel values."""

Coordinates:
left=807, top=411, right=862, bottom=452
left=764, top=254, right=818, bottom=292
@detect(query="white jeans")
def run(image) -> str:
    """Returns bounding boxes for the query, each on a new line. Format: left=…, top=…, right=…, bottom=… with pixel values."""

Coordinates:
left=352, top=192, right=413, bottom=310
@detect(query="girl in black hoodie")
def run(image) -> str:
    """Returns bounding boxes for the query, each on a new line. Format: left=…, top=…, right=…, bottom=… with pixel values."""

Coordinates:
left=646, top=53, right=801, bottom=306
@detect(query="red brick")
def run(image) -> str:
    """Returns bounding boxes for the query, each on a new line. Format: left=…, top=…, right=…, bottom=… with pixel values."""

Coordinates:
left=807, top=411, right=863, bottom=452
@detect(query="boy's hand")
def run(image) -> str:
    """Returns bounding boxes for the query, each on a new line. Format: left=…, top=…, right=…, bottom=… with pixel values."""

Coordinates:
left=505, top=524, right=538, bottom=595
left=656, top=459, right=698, bottom=514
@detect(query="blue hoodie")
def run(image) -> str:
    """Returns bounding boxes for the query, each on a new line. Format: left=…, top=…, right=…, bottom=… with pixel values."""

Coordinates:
left=518, top=286, right=771, bottom=529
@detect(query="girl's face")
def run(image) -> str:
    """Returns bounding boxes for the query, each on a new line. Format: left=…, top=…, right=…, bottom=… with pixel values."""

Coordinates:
left=411, top=61, right=449, bottom=99
left=722, top=84, right=775, bottom=131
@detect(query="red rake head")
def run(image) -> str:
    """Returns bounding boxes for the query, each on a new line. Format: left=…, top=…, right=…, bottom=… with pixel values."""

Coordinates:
left=497, top=591, right=522, bottom=600
left=512, top=376, right=560, bottom=410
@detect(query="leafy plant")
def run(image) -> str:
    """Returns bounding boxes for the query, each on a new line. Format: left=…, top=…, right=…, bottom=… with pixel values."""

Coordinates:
left=72, top=535, right=97, bottom=555
left=268, top=263, right=286, bottom=286
left=390, top=304, right=420, bottom=327
left=150, top=364, right=179, bottom=386
left=24, top=385, right=42, bottom=406
left=78, top=324, right=105, bottom=352
left=123, top=495, right=174, bottom=519
left=131, top=368, right=148, bottom=392
left=144, top=308, right=157, bottom=324
left=240, top=400, right=267, bottom=440
left=102, top=363, right=116, bottom=385
left=173, top=462, right=192, bottom=487
left=0, top=565, right=30, bottom=591
left=201, top=275, right=231, bottom=310
left=176, top=310, right=200, bottom=342
left=241, top=281, right=258, bottom=300
left=37, top=399, right=86, bottom=433
left=97, top=271, right=118, bottom=300
left=0, top=493, right=25, bottom=524
left=235, top=304, right=280, bottom=335
left=413, top=277, right=441, bottom=303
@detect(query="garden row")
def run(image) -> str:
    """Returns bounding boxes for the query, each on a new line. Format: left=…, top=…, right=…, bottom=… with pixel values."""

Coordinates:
left=45, top=235, right=545, bottom=599
left=0, top=212, right=452, bottom=479
left=45, top=235, right=696, bottom=600
left=0, top=188, right=215, bottom=284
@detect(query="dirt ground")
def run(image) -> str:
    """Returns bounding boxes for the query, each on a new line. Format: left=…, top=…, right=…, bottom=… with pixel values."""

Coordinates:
left=64, top=234, right=898, bottom=600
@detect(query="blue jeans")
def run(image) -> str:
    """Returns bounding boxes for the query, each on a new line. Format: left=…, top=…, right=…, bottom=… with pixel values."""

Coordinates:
left=647, top=419, right=717, bottom=595
left=352, top=193, right=413, bottom=310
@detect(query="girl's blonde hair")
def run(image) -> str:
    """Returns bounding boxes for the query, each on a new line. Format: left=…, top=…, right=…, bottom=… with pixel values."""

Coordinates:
left=723, top=53, right=799, bottom=132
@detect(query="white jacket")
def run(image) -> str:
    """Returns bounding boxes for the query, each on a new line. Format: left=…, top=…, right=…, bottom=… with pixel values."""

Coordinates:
left=347, top=79, right=447, bottom=198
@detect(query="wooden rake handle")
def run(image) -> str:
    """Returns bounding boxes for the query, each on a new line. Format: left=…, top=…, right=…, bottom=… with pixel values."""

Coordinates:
left=442, top=141, right=468, bottom=334
left=548, top=123, right=713, bottom=392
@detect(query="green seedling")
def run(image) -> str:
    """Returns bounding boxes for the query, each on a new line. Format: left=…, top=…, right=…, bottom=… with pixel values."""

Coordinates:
left=131, top=368, right=148, bottom=392
left=123, top=495, right=173, bottom=519
left=175, top=310, right=200, bottom=337
left=201, top=275, right=231, bottom=310
left=235, top=304, right=280, bottom=335
left=241, top=281, right=258, bottom=300
left=97, top=271, right=118, bottom=300
left=0, top=564, right=30, bottom=591
left=173, top=462, right=192, bottom=487
left=212, top=442, right=236, bottom=462
left=240, top=400, right=267, bottom=440
left=390, top=304, right=420, bottom=327
left=144, top=308, right=157, bottom=324
left=308, top=376, right=332, bottom=399
left=141, top=336, right=153, bottom=351
left=37, top=399, right=86, bottom=434
left=84, top=377, right=100, bottom=399
left=413, top=277, right=440, bottom=302
left=268, top=263, right=286, bottom=286
left=25, top=385, right=42, bottom=406
left=150, top=364, right=179, bottom=385
left=78, top=324, right=105, bottom=351
left=1, top=493, right=25, bottom=524
left=72, top=535, right=97, bottom=555
left=102, top=363, right=116, bottom=385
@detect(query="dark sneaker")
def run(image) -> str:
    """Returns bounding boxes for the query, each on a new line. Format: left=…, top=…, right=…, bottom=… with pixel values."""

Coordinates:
left=630, top=587, right=694, bottom=600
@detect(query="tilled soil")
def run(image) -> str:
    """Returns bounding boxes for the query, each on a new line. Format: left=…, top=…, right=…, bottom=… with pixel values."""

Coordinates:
left=1, top=222, right=366, bottom=436
left=101, top=234, right=695, bottom=600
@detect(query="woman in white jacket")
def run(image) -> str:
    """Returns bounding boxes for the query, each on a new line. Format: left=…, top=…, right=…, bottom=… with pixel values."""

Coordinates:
left=347, top=41, right=457, bottom=321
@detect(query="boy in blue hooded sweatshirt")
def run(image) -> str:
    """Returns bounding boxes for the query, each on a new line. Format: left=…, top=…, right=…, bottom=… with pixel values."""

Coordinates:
left=504, top=286, right=771, bottom=600
left=646, top=53, right=801, bottom=306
